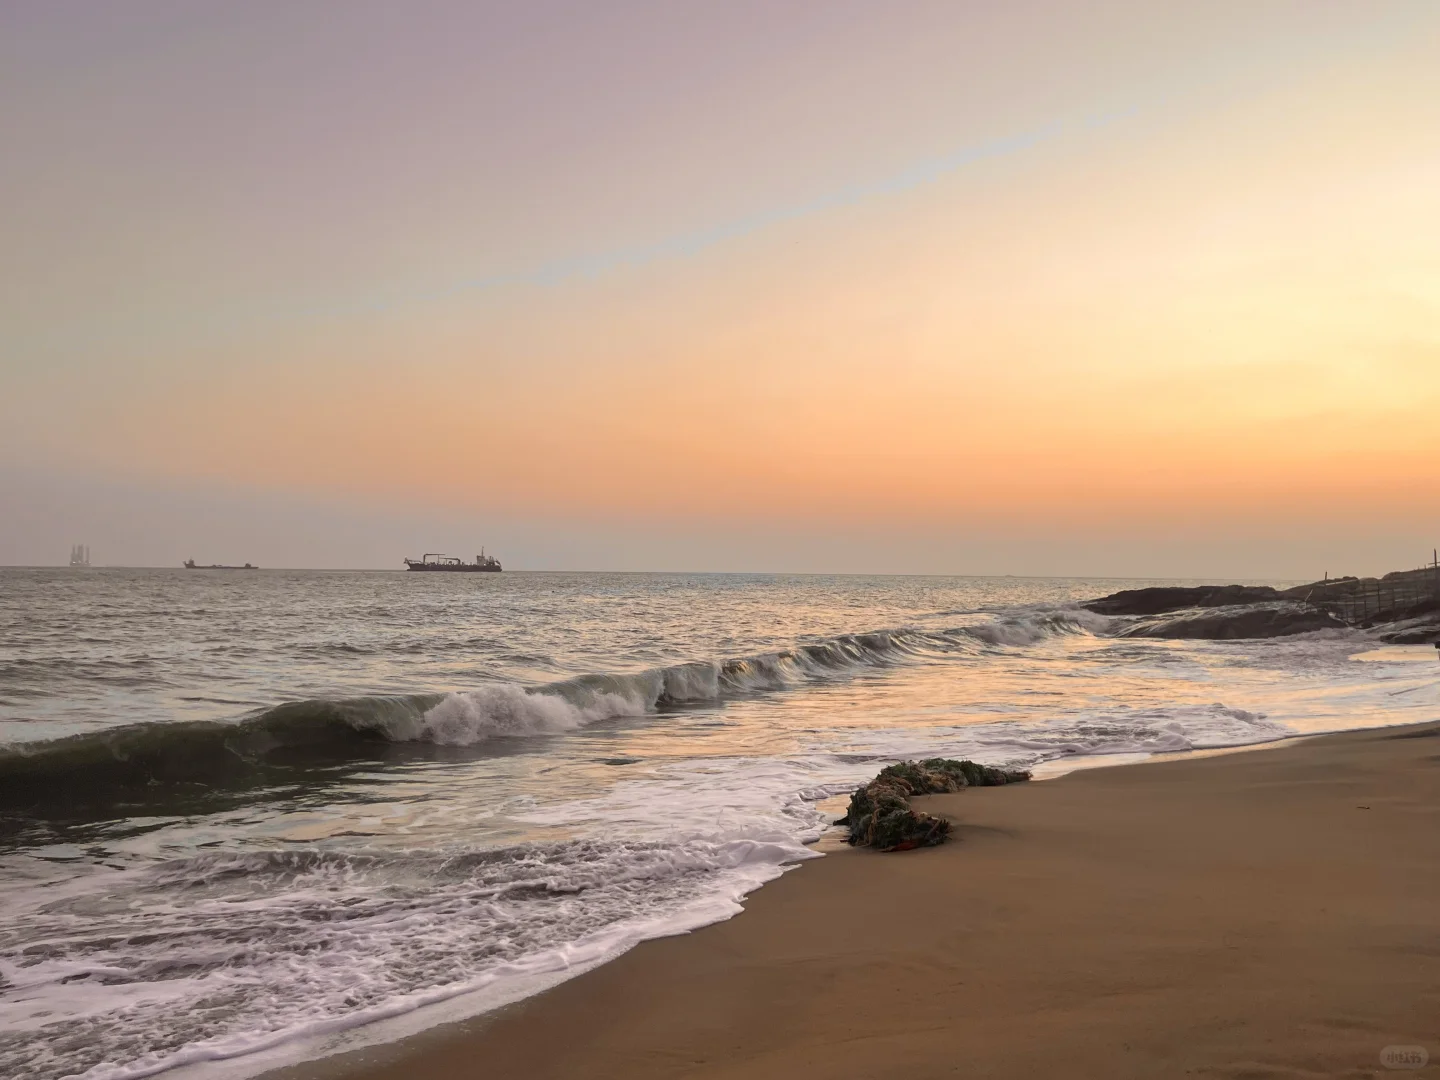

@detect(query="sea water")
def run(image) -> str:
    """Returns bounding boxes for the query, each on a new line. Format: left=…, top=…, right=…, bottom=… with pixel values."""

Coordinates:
left=1, top=569, right=1435, bottom=1080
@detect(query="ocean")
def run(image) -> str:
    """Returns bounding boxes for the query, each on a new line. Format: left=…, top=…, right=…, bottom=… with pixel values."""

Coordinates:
left=1, top=568, right=1435, bottom=1080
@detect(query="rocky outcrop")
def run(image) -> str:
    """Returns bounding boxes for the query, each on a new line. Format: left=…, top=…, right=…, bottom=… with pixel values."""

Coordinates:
left=1380, top=613, right=1440, bottom=645
left=1117, top=604, right=1346, bottom=640
left=1084, top=585, right=1280, bottom=616
left=838, top=758, right=1030, bottom=852
left=1085, top=568, right=1438, bottom=641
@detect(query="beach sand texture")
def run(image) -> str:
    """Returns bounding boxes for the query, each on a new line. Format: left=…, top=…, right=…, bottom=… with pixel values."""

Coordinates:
left=283, top=723, right=1440, bottom=1080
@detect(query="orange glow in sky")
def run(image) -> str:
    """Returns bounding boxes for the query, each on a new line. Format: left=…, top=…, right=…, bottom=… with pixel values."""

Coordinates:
left=2, top=2, right=1438, bottom=573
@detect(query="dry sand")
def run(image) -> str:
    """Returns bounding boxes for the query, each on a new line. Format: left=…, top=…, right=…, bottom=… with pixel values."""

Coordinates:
left=278, top=723, right=1440, bottom=1080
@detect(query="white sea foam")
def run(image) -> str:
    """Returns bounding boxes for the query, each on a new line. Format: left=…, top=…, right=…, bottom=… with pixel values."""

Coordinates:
left=960, top=607, right=1116, bottom=646
left=413, top=683, right=649, bottom=744
left=0, top=836, right=817, bottom=1080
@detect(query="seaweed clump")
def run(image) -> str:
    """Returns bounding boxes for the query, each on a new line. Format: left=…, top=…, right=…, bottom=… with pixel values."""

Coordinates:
left=838, top=758, right=1030, bottom=852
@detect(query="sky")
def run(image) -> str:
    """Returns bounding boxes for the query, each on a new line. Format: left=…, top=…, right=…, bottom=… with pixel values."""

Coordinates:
left=2, top=0, right=1438, bottom=577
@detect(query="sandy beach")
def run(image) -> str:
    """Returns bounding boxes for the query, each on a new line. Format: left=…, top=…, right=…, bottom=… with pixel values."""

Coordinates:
left=275, top=721, right=1440, bottom=1080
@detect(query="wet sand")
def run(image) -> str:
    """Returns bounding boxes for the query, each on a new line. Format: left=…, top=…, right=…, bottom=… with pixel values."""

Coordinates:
left=277, top=723, right=1440, bottom=1080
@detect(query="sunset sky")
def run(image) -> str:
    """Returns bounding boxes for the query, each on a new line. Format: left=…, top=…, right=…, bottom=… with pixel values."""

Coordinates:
left=3, top=1, right=1438, bottom=575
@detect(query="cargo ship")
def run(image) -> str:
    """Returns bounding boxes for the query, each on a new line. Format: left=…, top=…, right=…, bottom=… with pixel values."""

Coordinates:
left=184, top=560, right=258, bottom=570
left=404, top=551, right=502, bottom=572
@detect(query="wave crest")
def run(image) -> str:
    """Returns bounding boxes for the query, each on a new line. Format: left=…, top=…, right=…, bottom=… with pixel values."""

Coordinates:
left=0, top=609, right=1098, bottom=815
left=418, top=684, right=651, bottom=745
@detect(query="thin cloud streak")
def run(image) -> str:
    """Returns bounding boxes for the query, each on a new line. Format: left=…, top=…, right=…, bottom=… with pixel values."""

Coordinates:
left=8, top=0, right=1428, bottom=362
left=337, top=110, right=1125, bottom=317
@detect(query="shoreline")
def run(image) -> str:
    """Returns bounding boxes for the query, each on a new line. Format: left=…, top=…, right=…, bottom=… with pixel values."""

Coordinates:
left=259, top=719, right=1440, bottom=1080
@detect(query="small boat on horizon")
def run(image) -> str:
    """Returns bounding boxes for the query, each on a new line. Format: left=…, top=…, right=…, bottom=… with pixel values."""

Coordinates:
left=183, top=560, right=259, bottom=570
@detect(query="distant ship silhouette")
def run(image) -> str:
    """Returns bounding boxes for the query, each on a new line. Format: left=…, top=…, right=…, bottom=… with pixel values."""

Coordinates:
left=404, top=551, right=502, bottom=572
left=183, top=559, right=258, bottom=570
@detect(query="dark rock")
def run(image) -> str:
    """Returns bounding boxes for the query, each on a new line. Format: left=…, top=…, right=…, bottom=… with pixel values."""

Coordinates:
left=1084, top=585, right=1280, bottom=616
left=1379, top=614, right=1440, bottom=645
left=1279, top=576, right=1358, bottom=597
left=842, top=758, right=1029, bottom=852
left=1118, top=604, right=1346, bottom=640
left=1088, top=568, right=1438, bottom=636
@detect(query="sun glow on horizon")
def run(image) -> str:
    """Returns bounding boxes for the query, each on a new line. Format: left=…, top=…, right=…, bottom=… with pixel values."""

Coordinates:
left=2, top=2, right=1438, bottom=572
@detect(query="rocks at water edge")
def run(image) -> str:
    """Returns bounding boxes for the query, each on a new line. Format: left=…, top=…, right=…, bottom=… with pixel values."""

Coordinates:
left=1117, top=603, right=1348, bottom=640
left=838, top=758, right=1030, bottom=852
left=1084, top=568, right=1440, bottom=637
left=1380, top=613, right=1440, bottom=645
left=1083, top=585, right=1280, bottom=616
left=1082, top=583, right=1349, bottom=639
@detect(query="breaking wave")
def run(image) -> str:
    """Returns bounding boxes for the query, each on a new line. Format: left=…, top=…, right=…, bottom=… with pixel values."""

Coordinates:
left=0, top=610, right=1102, bottom=816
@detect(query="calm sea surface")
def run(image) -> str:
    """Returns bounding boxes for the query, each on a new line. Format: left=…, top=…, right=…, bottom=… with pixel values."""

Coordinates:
left=1, top=569, right=1434, bottom=1080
